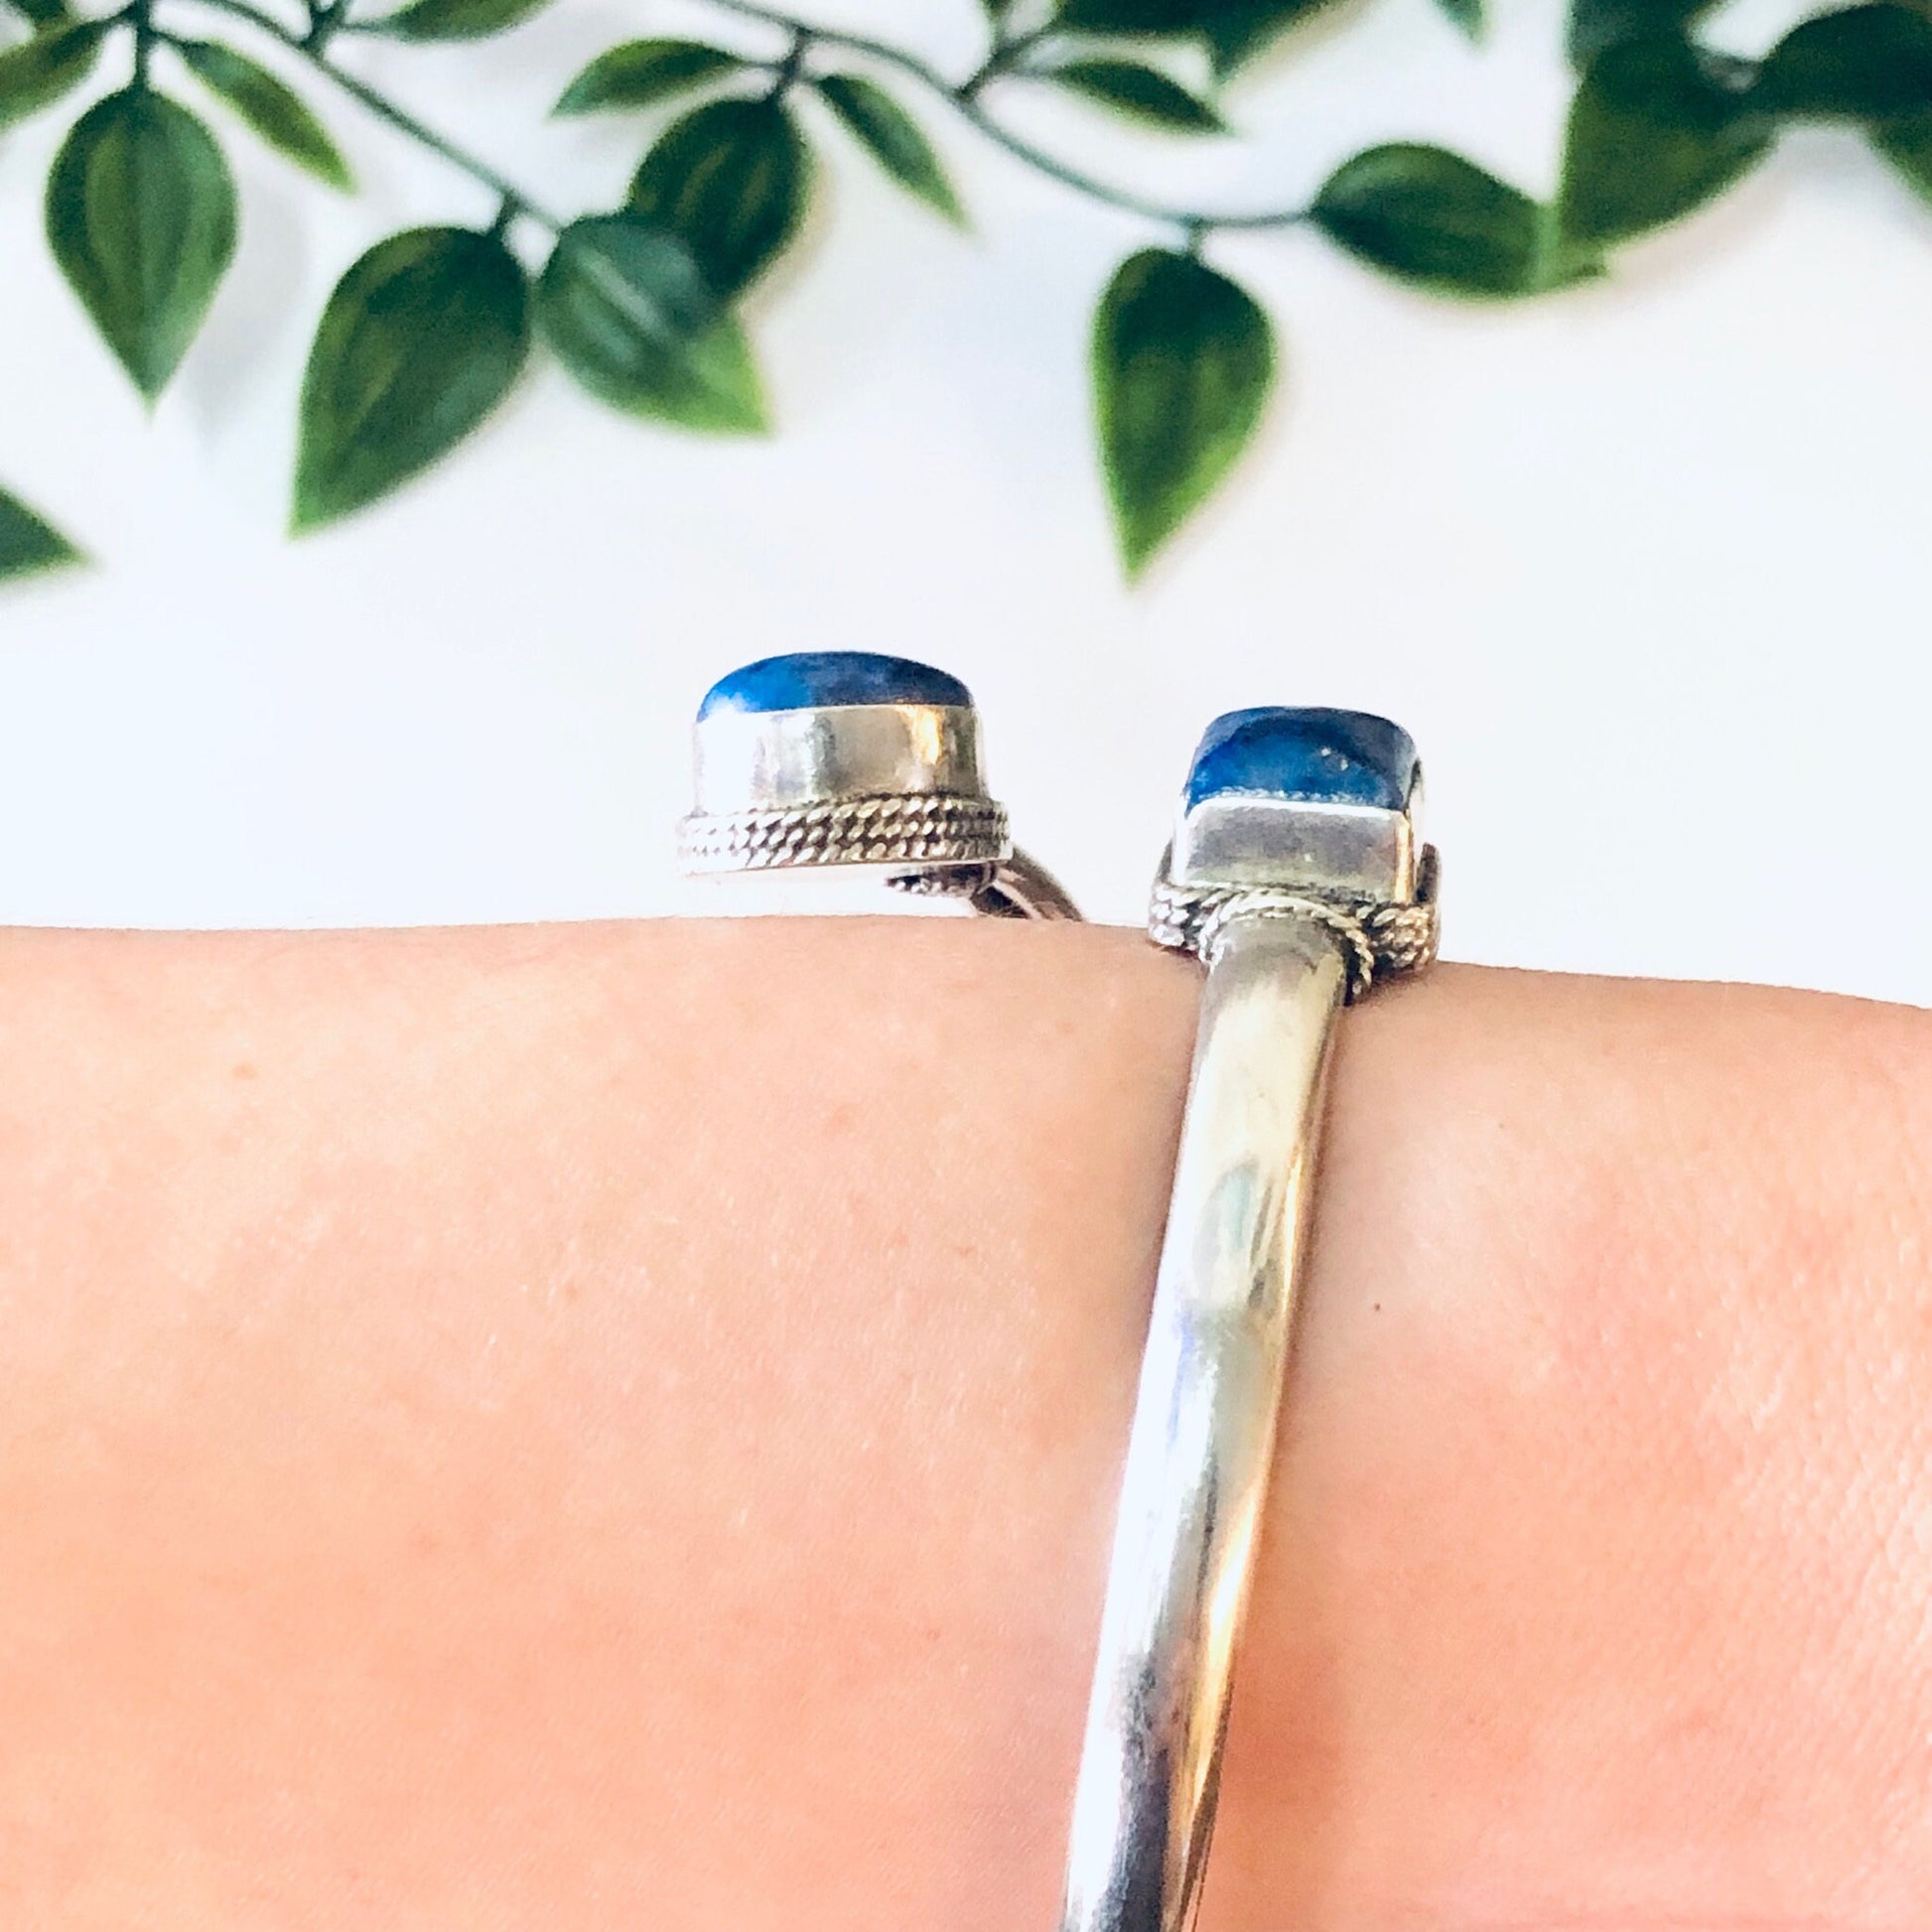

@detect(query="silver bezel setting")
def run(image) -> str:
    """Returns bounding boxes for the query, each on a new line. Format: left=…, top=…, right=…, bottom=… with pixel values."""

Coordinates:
left=1172, top=763, right=1425, bottom=901
left=692, top=702, right=985, bottom=817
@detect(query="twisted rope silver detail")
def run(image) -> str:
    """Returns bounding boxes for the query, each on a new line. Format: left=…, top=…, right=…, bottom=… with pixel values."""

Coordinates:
left=679, top=793, right=1010, bottom=874
left=1149, top=846, right=1441, bottom=1003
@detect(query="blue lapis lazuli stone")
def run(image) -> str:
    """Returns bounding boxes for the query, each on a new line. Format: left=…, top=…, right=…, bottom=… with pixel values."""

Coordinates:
left=1185, top=707, right=1417, bottom=811
left=698, top=651, right=973, bottom=720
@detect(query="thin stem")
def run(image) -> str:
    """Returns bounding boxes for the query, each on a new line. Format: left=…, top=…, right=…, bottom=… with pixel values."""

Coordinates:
left=176, top=0, right=567, bottom=229
left=959, top=23, right=1048, bottom=99
left=302, top=0, right=349, bottom=53
left=766, top=25, right=808, bottom=99
left=700, top=0, right=1310, bottom=233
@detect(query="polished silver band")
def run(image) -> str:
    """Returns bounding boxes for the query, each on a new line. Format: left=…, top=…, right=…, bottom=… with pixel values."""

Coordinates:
left=1060, top=913, right=1344, bottom=1932
left=679, top=666, right=1433, bottom=1930
left=1059, top=713, right=1437, bottom=1932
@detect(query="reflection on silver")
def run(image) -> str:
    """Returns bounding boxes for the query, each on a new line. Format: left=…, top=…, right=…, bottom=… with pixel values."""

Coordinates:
left=1172, top=779, right=1423, bottom=902
left=692, top=702, right=985, bottom=817
left=1061, top=717, right=1435, bottom=1932
left=679, top=695, right=1079, bottom=920
left=1058, top=917, right=1344, bottom=1932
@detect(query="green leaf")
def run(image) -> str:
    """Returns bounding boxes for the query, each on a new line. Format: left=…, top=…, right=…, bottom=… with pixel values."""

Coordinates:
left=1568, top=0, right=1716, bottom=68
left=1052, top=0, right=1337, bottom=71
left=1199, top=0, right=1338, bottom=68
left=1434, top=0, right=1482, bottom=39
left=46, top=87, right=237, bottom=400
left=0, top=483, right=82, bottom=583
left=7, top=0, right=74, bottom=29
left=1559, top=37, right=1771, bottom=247
left=1048, top=58, right=1225, bottom=130
left=537, top=214, right=765, bottom=433
left=1753, top=5, right=1932, bottom=121
left=1092, top=247, right=1274, bottom=577
left=175, top=39, right=351, bottom=189
left=627, top=96, right=811, bottom=299
left=294, top=225, right=530, bottom=531
left=1054, top=0, right=1194, bottom=31
left=0, top=17, right=104, bottom=136
left=552, top=39, right=742, bottom=116
left=1312, top=142, right=1545, bottom=296
left=814, top=71, right=964, bottom=222
left=372, top=0, right=554, bottom=43
left=1874, top=112, right=1932, bottom=205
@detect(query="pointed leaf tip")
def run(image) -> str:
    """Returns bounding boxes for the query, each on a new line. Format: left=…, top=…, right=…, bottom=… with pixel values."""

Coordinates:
left=293, top=224, right=530, bottom=530
left=552, top=39, right=743, bottom=116
left=1559, top=38, right=1770, bottom=248
left=1092, top=247, right=1275, bottom=578
left=1313, top=142, right=1547, bottom=296
left=537, top=215, right=766, bottom=434
left=46, top=87, right=238, bottom=400
left=815, top=72, right=965, bottom=224
left=0, top=483, right=84, bottom=582
left=176, top=40, right=353, bottom=190
left=1049, top=59, right=1227, bottom=134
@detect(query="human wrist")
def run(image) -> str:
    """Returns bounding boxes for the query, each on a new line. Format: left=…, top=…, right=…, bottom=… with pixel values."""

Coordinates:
left=0, top=920, right=1925, bottom=1928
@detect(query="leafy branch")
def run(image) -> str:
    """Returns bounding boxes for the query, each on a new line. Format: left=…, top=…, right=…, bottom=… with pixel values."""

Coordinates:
left=5, top=0, right=1932, bottom=583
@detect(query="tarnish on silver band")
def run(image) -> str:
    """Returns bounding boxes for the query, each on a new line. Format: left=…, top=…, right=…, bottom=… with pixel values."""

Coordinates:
left=1061, top=711, right=1435, bottom=1932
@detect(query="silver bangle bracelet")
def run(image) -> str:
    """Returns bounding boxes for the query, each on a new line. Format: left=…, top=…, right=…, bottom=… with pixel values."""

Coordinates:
left=1059, top=705, right=1438, bottom=1932
left=678, top=662, right=1439, bottom=1929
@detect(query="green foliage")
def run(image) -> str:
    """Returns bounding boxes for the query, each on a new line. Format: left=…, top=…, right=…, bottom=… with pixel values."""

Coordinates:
left=537, top=215, right=766, bottom=431
left=627, top=95, right=811, bottom=299
left=0, top=18, right=103, bottom=136
left=1054, top=0, right=1338, bottom=71
left=1313, top=143, right=1552, bottom=296
left=373, top=0, right=554, bottom=43
left=814, top=72, right=964, bottom=223
left=1048, top=59, right=1225, bottom=131
left=47, top=86, right=237, bottom=399
left=553, top=39, right=743, bottom=116
left=174, top=40, right=352, bottom=189
left=1752, top=4, right=1932, bottom=120
left=1875, top=114, right=1932, bottom=205
left=0, top=482, right=82, bottom=582
left=10, top=0, right=1932, bottom=582
left=1568, top=0, right=1715, bottom=69
left=6, top=0, right=73, bottom=30
left=294, top=225, right=530, bottom=530
left=1197, top=0, right=1339, bottom=68
left=1093, top=247, right=1273, bottom=576
left=1560, top=38, right=1770, bottom=246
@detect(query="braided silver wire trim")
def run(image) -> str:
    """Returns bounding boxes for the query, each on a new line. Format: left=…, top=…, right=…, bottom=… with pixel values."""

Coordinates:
left=1149, top=846, right=1441, bottom=1003
left=678, top=793, right=1010, bottom=874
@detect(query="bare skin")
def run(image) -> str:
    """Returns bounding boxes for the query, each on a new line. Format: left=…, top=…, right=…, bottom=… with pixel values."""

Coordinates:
left=0, top=918, right=1926, bottom=1931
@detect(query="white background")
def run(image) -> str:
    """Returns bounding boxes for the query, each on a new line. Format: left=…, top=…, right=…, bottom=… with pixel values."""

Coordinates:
left=3, top=0, right=1928, bottom=1003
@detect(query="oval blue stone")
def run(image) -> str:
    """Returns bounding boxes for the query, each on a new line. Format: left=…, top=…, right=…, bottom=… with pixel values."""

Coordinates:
left=698, top=651, right=974, bottom=720
left=1185, top=707, right=1417, bottom=811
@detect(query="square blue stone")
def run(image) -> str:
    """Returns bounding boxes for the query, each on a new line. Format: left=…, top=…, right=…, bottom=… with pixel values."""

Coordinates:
left=1185, top=707, right=1417, bottom=812
left=698, top=651, right=973, bottom=721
